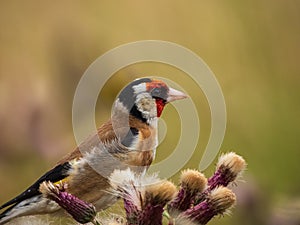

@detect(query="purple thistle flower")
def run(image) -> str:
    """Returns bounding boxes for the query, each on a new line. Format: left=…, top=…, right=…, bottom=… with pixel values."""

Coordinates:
left=168, top=169, right=207, bottom=214
left=208, top=152, right=246, bottom=190
left=124, top=181, right=176, bottom=225
left=39, top=181, right=99, bottom=225
left=181, top=187, right=236, bottom=225
left=136, top=202, right=164, bottom=225
left=194, top=152, right=246, bottom=204
left=123, top=197, right=139, bottom=224
left=109, top=169, right=177, bottom=225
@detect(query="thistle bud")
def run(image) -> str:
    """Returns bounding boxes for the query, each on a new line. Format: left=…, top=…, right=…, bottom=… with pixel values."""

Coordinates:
left=168, top=169, right=207, bottom=213
left=182, top=187, right=236, bottom=224
left=208, top=152, right=246, bottom=190
left=39, top=181, right=98, bottom=224
left=109, top=169, right=176, bottom=225
left=140, top=180, right=177, bottom=225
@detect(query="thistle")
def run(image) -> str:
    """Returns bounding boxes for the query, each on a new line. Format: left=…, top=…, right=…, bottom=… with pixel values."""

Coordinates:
left=208, top=152, right=246, bottom=190
left=182, top=187, right=236, bottom=224
left=35, top=152, right=247, bottom=225
left=168, top=169, right=207, bottom=214
left=109, top=169, right=177, bottom=225
left=168, top=152, right=246, bottom=225
left=39, top=181, right=100, bottom=225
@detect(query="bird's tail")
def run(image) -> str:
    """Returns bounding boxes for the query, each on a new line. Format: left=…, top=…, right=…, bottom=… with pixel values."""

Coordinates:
left=0, top=196, right=57, bottom=225
left=0, top=201, right=28, bottom=225
left=0, top=207, right=12, bottom=225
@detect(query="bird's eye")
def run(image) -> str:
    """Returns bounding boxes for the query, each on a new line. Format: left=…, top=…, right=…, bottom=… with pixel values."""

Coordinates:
left=151, top=88, right=161, bottom=96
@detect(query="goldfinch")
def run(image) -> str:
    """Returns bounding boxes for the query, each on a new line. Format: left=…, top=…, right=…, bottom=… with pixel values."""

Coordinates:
left=0, top=78, right=187, bottom=224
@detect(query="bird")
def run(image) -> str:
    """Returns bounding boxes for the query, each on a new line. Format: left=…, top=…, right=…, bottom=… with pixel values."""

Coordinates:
left=0, top=77, right=187, bottom=224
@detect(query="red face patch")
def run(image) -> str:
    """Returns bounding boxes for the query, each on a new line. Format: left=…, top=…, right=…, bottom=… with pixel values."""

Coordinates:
left=146, top=80, right=168, bottom=92
left=155, top=98, right=166, bottom=117
left=146, top=80, right=168, bottom=117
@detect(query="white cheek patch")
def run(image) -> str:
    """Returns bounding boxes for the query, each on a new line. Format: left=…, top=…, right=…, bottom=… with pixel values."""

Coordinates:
left=135, top=93, right=157, bottom=118
left=132, top=83, right=147, bottom=94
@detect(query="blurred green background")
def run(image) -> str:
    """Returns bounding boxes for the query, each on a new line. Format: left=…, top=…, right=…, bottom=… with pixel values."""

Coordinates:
left=0, top=1, right=300, bottom=224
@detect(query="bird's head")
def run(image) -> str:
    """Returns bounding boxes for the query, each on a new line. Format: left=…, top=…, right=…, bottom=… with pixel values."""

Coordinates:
left=116, top=78, right=187, bottom=123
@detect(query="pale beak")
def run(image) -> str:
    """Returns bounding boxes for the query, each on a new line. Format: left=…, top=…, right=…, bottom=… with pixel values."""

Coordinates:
left=166, top=87, right=188, bottom=103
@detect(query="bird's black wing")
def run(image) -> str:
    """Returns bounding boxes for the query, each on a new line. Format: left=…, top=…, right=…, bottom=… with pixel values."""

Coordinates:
left=0, top=162, right=72, bottom=210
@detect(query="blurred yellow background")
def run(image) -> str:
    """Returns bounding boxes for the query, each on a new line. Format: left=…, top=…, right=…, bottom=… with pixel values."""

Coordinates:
left=0, top=1, right=299, bottom=224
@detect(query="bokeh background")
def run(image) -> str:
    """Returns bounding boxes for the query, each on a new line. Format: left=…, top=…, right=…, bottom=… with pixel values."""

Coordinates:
left=0, top=1, right=300, bottom=224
